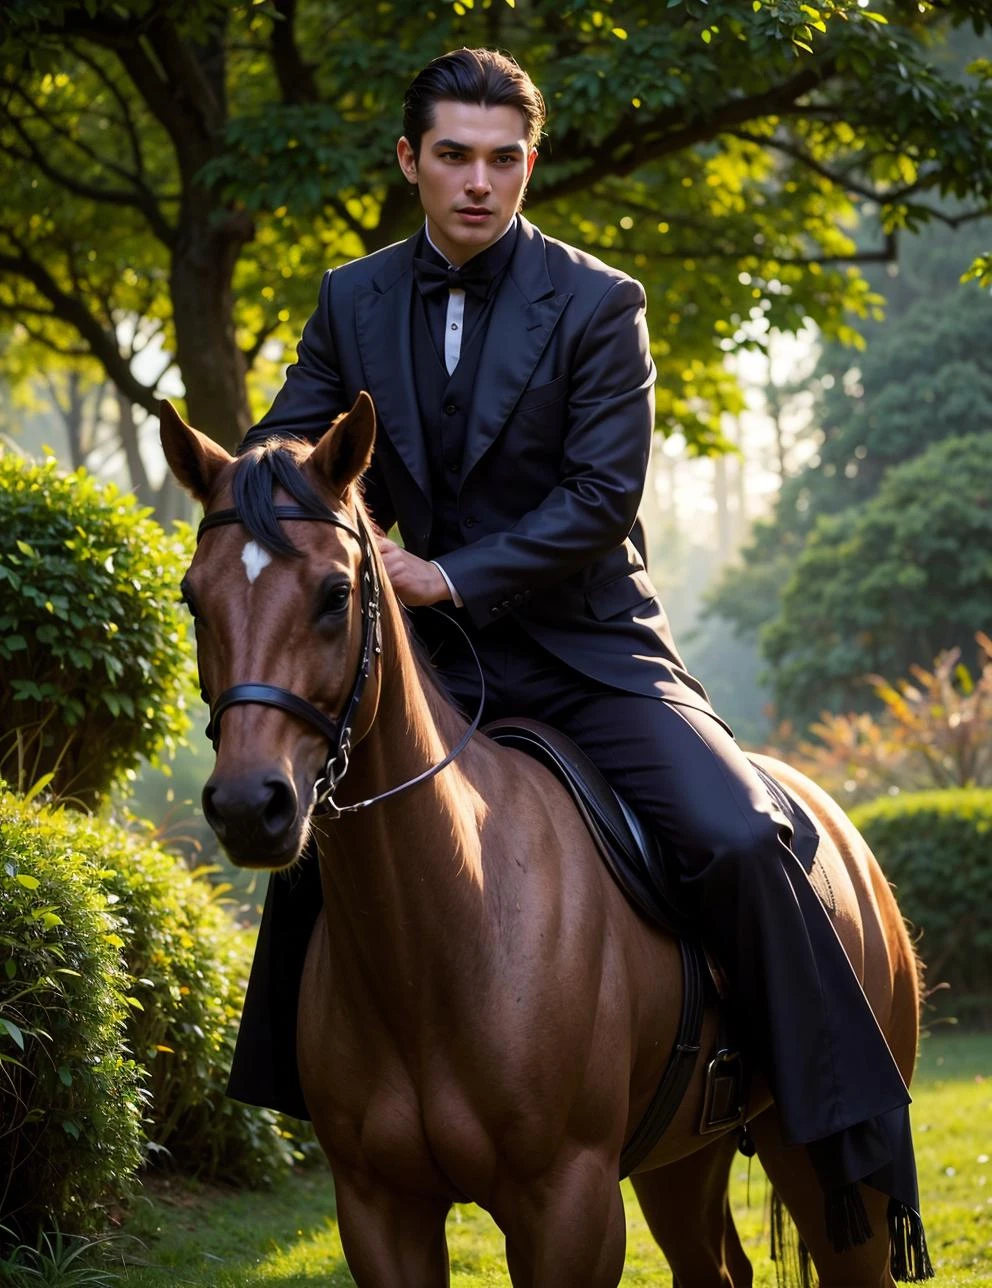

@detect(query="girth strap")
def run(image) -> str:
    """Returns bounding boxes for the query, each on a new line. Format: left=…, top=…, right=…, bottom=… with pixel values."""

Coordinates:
left=619, top=938, right=707, bottom=1177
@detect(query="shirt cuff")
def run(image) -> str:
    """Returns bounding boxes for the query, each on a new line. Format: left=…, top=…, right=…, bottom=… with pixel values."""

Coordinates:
left=430, top=560, right=464, bottom=608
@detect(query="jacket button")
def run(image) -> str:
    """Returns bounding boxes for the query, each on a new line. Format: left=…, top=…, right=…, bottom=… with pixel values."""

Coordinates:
left=446, top=459, right=459, bottom=474
left=464, top=516, right=477, bottom=528
left=490, top=606, right=500, bottom=616
left=444, top=402, right=457, bottom=415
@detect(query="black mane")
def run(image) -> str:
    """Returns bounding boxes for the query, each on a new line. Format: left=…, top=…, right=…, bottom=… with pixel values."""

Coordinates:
left=232, top=438, right=336, bottom=557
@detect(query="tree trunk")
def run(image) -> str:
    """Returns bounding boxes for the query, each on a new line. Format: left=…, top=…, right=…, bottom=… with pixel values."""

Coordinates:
left=170, top=211, right=253, bottom=452
left=116, top=389, right=154, bottom=506
left=714, top=452, right=732, bottom=563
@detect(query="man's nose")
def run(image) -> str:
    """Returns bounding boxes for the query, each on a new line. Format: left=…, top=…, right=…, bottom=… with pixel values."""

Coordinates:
left=465, top=163, right=491, bottom=193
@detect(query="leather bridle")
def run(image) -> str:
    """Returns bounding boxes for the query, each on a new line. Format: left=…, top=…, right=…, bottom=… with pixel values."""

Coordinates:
left=193, top=503, right=484, bottom=818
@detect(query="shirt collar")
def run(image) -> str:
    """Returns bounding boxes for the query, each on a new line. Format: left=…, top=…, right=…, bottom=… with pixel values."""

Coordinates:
left=422, top=215, right=518, bottom=276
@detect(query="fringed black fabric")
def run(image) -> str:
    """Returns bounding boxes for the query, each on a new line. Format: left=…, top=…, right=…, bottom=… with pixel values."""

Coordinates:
left=824, top=1181, right=873, bottom=1252
left=888, top=1199, right=935, bottom=1282
left=769, top=1189, right=815, bottom=1288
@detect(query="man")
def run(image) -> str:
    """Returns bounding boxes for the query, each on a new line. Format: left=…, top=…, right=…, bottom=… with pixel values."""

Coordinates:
left=233, top=47, right=927, bottom=1266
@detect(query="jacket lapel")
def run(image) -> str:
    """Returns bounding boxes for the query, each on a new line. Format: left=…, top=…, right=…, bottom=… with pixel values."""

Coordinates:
left=355, top=235, right=432, bottom=507
left=461, top=218, right=571, bottom=485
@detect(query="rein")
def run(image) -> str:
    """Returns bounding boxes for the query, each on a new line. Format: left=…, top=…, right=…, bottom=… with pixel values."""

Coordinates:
left=194, top=503, right=485, bottom=818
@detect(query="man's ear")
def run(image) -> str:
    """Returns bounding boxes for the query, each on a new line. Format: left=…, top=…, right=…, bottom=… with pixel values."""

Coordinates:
left=159, top=401, right=233, bottom=503
left=310, top=392, right=376, bottom=494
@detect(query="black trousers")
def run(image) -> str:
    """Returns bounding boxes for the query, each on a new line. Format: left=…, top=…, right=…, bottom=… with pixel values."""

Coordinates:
left=228, top=613, right=923, bottom=1229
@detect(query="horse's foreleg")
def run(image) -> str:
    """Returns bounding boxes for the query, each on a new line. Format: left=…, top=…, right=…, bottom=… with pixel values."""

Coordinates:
left=332, top=1166, right=452, bottom=1288
left=495, top=1151, right=626, bottom=1288
left=631, top=1132, right=752, bottom=1287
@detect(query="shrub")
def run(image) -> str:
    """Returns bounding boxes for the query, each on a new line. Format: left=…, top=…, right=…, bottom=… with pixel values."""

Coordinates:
left=0, top=451, right=193, bottom=809
left=851, top=788, right=992, bottom=1024
left=0, top=787, right=298, bottom=1237
left=0, top=788, right=144, bottom=1236
left=95, top=819, right=298, bottom=1186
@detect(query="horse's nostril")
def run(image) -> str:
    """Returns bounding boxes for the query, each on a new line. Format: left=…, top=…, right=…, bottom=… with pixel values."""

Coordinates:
left=261, top=775, right=297, bottom=837
left=201, top=784, right=227, bottom=839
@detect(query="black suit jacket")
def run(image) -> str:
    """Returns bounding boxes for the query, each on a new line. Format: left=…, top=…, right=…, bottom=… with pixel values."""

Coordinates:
left=246, top=217, right=717, bottom=718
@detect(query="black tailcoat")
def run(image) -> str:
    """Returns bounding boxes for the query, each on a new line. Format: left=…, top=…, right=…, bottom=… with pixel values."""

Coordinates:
left=244, top=216, right=716, bottom=718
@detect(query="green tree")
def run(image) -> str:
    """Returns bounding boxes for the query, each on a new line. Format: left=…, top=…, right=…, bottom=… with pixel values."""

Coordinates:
left=3, top=0, right=992, bottom=456
left=761, top=434, right=992, bottom=722
left=705, top=217, right=992, bottom=716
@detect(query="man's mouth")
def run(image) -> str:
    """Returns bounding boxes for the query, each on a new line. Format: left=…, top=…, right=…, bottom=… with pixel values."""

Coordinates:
left=457, top=206, right=492, bottom=217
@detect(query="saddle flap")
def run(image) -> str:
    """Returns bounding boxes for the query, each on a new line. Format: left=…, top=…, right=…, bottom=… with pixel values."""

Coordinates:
left=482, top=717, right=694, bottom=938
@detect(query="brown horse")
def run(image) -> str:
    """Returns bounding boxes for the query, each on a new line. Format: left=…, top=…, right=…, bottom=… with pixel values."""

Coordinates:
left=162, top=394, right=922, bottom=1288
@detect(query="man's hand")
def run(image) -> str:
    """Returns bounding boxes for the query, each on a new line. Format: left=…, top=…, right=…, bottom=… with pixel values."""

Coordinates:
left=376, top=535, right=451, bottom=606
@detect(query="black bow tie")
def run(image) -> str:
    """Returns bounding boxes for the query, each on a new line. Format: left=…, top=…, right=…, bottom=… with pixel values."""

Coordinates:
left=413, top=256, right=493, bottom=302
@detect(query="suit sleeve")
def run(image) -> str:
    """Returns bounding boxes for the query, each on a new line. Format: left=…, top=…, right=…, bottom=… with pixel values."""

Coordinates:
left=435, top=277, right=655, bottom=628
left=239, top=270, right=397, bottom=534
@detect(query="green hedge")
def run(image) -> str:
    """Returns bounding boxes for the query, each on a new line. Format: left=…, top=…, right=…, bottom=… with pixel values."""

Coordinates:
left=0, top=789, right=144, bottom=1235
left=0, top=452, right=193, bottom=808
left=851, top=788, right=992, bottom=1022
left=0, top=787, right=298, bottom=1237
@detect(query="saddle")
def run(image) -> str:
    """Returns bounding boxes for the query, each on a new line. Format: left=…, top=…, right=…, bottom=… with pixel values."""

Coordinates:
left=483, top=718, right=747, bottom=1175
left=483, top=717, right=693, bottom=938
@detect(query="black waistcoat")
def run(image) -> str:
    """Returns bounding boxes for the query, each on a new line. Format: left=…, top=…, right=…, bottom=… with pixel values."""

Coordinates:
left=411, top=294, right=491, bottom=559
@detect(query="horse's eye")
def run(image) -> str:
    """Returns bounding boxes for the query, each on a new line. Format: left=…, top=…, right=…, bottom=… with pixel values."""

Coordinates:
left=318, top=580, right=351, bottom=618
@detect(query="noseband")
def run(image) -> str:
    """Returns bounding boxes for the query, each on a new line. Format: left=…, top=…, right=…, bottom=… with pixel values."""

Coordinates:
left=194, top=504, right=484, bottom=818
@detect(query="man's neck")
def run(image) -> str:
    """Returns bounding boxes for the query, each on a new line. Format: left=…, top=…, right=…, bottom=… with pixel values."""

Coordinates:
left=424, top=215, right=517, bottom=269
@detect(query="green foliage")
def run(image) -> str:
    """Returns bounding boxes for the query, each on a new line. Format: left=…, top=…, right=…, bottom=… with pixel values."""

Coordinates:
left=0, top=791, right=144, bottom=1235
left=96, top=827, right=299, bottom=1187
left=0, top=1225, right=121, bottom=1286
left=0, top=451, right=193, bottom=808
left=0, top=786, right=299, bottom=1237
left=761, top=433, right=992, bottom=721
left=4, top=2, right=992, bottom=451
left=705, top=218, right=992, bottom=724
left=851, top=789, right=992, bottom=1020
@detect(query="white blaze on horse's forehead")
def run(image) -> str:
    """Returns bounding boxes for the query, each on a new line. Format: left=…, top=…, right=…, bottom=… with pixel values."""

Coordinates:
left=241, top=541, right=272, bottom=584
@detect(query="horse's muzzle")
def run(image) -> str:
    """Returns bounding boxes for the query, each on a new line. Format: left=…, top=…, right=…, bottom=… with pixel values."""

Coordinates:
left=202, top=769, right=304, bottom=868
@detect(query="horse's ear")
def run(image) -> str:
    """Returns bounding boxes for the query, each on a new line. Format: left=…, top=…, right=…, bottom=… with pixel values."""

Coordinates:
left=159, top=400, right=233, bottom=503
left=310, top=392, right=376, bottom=494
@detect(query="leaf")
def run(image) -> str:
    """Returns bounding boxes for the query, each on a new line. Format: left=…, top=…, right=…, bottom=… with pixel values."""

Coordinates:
left=22, top=772, right=55, bottom=805
left=0, top=1018, right=25, bottom=1050
left=15, top=874, right=39, bottom=890
left=58, top=1065, right=73, bottom=1086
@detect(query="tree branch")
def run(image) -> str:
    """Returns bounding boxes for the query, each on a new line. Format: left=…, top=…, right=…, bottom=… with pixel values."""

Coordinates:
left=242, top=317, right=283, bottom=369
left=69, top=43, right=148, bottom=184
left=533, top=58, right=839, bottom=207
left=268, top=0, right=319, bottom=104
left=0, top=85, right=176, bottom=245
left=0, top=231, right=160, bottom=415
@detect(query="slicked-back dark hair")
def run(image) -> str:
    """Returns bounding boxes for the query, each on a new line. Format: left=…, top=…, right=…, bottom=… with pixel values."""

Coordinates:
left=402, top=48, right=546, bottom=159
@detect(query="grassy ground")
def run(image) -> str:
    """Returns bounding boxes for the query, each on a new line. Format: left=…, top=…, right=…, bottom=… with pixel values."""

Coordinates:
left=112, top=1030, right=991, bottom=1286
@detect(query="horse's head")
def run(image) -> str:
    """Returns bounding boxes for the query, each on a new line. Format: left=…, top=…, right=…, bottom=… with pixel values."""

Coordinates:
left=160, top=395, right=378, bottom=869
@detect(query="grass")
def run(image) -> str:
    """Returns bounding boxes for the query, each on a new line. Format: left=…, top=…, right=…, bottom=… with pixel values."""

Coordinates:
left=107, top=1030, right=991, bottom=1286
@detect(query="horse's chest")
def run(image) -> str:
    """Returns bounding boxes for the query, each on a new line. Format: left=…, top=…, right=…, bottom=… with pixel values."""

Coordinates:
left=338, top=1063, right=493, bottom=1198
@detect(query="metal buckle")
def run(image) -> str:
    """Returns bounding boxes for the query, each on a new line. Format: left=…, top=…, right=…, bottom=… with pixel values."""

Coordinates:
left=699, top=1048, right=747, bottom=1135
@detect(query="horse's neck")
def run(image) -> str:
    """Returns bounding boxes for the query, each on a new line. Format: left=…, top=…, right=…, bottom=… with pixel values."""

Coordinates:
left=315, top=594, right=492, bottom=993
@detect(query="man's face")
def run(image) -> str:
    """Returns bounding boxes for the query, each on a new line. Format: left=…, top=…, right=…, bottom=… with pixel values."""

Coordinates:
left=397, top=100, right=537, bottom=266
